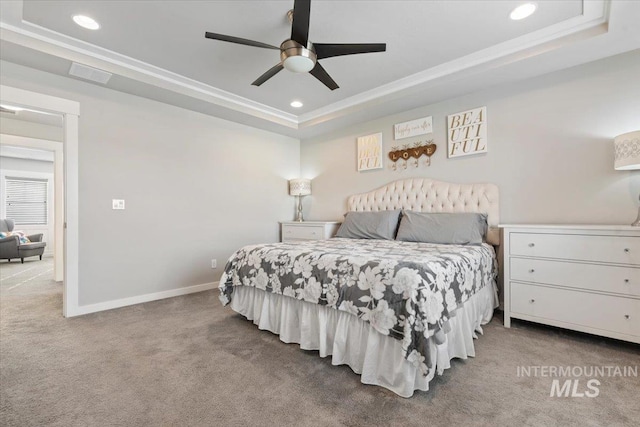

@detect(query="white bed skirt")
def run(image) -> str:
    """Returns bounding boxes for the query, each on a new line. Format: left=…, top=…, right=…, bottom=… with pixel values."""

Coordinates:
left=229, top=284, right=498, bottom=397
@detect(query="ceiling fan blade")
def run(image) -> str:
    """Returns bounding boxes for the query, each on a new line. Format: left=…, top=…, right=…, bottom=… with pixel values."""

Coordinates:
left=314, top=43, right=387, bottom=60
left=205, top=32, right=280, bottom=50
left=309, top=62, right=339, bottom=90
left=290, top=0, right=311, bottom=46
left=252, top=63, right=284, bottom=86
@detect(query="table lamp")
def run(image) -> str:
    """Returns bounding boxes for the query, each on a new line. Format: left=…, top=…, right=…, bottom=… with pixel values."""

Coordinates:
left=614, top=130, right=640, bottom=226
left=289, top=179, right=311, bottom=222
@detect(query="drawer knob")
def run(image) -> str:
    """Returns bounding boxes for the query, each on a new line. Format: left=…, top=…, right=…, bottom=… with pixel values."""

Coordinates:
left=624, top=248, right=630, bottom=253
left=529, top=299, right=535, bottom=303
left=529, top=269, right=535, bottom=273
left=624, top=314, right=630, bottom=320
left=528, top=243, right=535, bottom=247
left=625, top=279, right=630, bottom=283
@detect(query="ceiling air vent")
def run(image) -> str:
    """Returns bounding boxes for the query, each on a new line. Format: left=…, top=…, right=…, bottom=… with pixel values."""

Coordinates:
left=69, top=62, right=112, bottom=84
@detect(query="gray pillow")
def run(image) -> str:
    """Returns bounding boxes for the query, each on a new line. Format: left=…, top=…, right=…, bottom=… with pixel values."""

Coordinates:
left=396, top=211, right=487, bottom=244
left=335, top=210, right=401, bottom=240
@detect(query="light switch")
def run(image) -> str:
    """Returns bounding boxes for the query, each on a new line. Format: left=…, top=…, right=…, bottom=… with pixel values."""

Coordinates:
left=112, top=199, right=125, bottom=210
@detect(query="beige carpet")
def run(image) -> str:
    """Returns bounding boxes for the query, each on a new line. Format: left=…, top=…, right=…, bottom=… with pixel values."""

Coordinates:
left=1, top=258, right=638, bottom=427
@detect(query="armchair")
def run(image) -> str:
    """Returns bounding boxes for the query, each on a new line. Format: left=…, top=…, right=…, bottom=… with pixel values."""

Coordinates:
left=0, top=219, right=47, bottom=263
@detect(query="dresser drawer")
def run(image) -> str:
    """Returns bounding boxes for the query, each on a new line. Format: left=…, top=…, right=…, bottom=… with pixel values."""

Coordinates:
left=510, top=233, right=640, bottom=265
left=510, top=282, right=640, bottom=338
left=282, top=224, right=325, bottom=240
left=510, top=258, right=640, bottom=297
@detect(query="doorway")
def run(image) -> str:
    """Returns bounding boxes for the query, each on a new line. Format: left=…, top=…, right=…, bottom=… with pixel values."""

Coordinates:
left=1, top=136, right=62, bottom=281
left=0, top=85, right=79, bottom=317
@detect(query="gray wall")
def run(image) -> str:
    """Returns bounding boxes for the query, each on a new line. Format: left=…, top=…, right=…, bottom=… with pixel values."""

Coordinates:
left=0, top=156, right=54, bottom=174
left=0, top=117, right=64, bottom=142
left=1, top=61, right=300, bottom=306
left=300, top=50, right=640, bottom=226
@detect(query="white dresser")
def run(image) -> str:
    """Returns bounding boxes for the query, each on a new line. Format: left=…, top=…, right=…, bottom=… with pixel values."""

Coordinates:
left=501, top=225, right=640, bottom=344
left=280, top=221, right=341, bottom=242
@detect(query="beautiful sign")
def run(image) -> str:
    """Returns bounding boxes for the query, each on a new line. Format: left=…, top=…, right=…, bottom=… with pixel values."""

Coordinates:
left=394, top=116, right=433, bottom=140
left=357, top=133, right=383, bottom=171
left=447, top=106, right=487, bottom=158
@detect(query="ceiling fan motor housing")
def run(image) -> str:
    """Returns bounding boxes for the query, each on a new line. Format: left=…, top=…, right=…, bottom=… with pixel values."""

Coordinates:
left=280, top=39, right=317, bottom=73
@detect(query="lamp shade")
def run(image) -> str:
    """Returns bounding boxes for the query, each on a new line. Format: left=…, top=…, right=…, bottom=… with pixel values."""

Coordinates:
left=289, top=179, right=311, bottom=196
left=614, top=130, right=640, bottom=170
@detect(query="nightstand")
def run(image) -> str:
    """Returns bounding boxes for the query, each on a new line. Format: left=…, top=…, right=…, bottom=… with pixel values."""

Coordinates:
left=501, top=224, right=640, bottom=344
left=280, top=221, right=341, bottom=242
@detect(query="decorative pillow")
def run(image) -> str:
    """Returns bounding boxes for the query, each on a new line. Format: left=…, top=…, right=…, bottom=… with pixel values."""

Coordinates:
left=0, top=232, right=7, bottom=239
left=335, top=210, right=402, bottom=240
left=395, top=211, right=487, bottom=245
left=9, top=231, right=31, bottom=244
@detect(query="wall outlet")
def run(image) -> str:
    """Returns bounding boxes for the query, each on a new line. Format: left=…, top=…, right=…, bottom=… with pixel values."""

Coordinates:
left=211, top=259, right=217, bottom=269
left=112, top=199, right=125, bottom=210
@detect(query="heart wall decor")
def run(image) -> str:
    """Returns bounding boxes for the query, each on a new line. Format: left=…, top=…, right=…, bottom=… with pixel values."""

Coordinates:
left=389, top=140, right=437, bottom=170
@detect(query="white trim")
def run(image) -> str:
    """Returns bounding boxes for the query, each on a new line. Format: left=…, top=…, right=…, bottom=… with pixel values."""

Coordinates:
left=62, top=114, right=79, bottom=317
left=0, top=134, right=64, bottom=281
left=0, top=85, right=80, bottom=317
left=0, top=145, right=55, bottom=162
left=0, top=85, right=79, bottom=115
left=71, top=282, right=218, bottom=316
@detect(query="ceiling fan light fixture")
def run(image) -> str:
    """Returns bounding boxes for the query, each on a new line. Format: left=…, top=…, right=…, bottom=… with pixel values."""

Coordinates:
left=283, top=56, right=315, bottom=73
left=280, top=39, right=317, bottom=73
left=72, top=14, right=100, bottom=30
left=510, top=3, right=537, bottom=20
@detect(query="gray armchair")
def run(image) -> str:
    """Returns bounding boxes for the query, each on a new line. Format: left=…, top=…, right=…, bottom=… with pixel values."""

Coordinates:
left=0, top=219, right=47, bottom=263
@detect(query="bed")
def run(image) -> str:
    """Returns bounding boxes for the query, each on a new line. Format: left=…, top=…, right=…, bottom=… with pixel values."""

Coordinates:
left=219, top=178, right=500, bottom=397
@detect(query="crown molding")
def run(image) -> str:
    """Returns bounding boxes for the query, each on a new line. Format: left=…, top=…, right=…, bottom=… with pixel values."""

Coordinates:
left=0, top=0, right=610, bottom=132
left=297, top=0, right=610, bottom=126
left=0, top=1, right=298, bottom=128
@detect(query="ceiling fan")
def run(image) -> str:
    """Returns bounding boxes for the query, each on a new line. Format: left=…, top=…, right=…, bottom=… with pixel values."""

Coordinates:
left=204, top=0, right=386, bottom=90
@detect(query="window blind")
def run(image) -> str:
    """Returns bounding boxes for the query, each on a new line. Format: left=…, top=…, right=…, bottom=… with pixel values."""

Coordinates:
left=5, top=177, right=48, bottom=225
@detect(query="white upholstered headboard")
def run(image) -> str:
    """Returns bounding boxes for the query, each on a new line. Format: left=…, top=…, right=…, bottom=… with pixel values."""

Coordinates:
left=347, top=178, right=500, bottom=245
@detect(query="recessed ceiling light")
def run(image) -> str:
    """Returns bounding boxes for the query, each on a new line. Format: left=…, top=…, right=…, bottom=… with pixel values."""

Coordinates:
left=72, top=15, right=100, bottom=30
left=510, top=3, right=537, bottom=20
left=290, top=101, right=303, bottom=108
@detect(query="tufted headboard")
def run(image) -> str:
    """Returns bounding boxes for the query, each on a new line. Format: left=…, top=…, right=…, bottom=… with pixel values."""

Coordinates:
left=347, top=178, right=500, bottom=245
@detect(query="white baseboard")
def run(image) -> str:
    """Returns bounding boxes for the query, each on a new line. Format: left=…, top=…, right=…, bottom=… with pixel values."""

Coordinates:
left=69, top=281, right=218, bottom=317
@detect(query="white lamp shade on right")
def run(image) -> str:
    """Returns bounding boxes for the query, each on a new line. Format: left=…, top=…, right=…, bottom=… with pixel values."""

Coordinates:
left=289, top=179, right=311, bottom=196
left=614, top=130, right=640, bottom=170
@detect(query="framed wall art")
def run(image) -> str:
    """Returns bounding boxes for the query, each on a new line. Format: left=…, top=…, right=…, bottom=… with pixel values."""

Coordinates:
left=357, top=133, right=383, bottom=171
left=447, top=106, right=487, bottom=158
left=394, top=116, right=433, bottom=140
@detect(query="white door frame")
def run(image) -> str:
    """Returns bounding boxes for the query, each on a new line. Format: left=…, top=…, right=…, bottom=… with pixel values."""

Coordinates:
left=0, top=85, right=80, bottom=317
left=0, top=134, right=63, bottom=280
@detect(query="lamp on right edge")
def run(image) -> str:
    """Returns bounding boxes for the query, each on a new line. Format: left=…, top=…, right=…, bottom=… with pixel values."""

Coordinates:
left=614, top=130, right=640, bottom=226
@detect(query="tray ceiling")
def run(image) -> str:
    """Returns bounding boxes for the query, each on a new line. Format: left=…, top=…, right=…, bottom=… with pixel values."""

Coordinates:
left=1, top=1, right=639, bottom=138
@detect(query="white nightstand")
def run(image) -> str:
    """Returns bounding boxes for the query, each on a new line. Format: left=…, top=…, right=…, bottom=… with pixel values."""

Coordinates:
left=500, top=224, right=640, bottom=344
left=280, top=221, right=341, bottom=242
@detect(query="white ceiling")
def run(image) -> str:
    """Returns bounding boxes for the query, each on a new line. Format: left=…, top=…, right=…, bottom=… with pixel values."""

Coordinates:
left=1, top=0, right=639, bottom=139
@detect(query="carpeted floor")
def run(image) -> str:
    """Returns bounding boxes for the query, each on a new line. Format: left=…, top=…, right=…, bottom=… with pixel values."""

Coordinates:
left=1, top=258, right=638, bottom=427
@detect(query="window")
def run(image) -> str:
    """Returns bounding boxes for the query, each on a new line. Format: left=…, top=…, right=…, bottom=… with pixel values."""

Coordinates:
left=5, top=177, right=48, bottom=225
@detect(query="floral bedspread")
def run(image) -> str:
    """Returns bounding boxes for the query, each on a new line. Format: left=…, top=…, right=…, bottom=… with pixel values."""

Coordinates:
left=219, top=238, right=496, bottom=375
